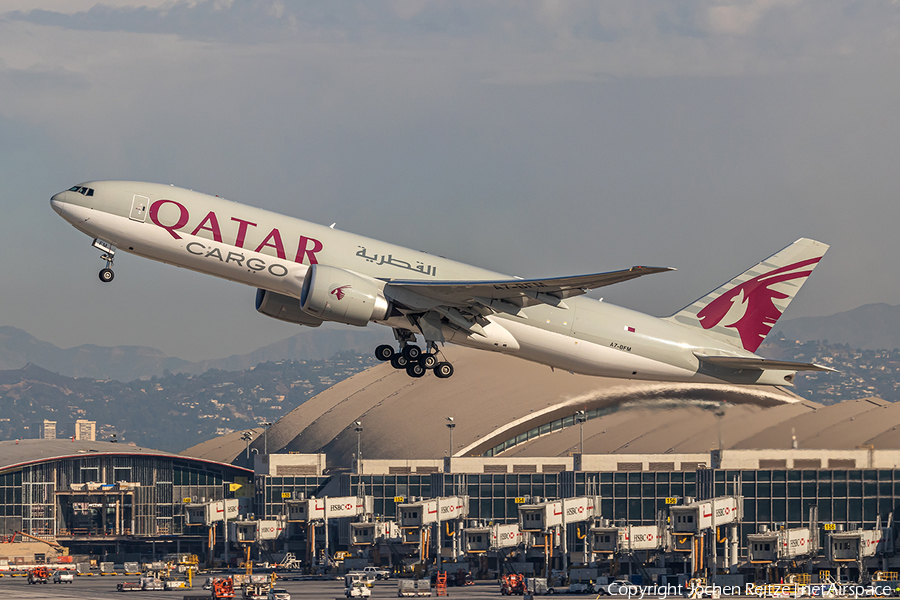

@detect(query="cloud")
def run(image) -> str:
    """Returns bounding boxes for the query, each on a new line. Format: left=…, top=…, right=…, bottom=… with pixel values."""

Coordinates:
left=706, top=1, right=781, bottom=36
left=3, top=1, right=899, bottom=86
left=2, top=0, right=181, bottom=13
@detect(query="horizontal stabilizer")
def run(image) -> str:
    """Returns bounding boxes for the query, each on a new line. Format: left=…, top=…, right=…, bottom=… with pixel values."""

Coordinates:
left=695, top=353, right=835, bottom=372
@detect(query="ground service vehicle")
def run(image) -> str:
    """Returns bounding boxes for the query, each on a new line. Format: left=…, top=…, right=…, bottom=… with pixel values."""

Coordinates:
left=53, top=569, right=74, bottom=583
left=117, top=581, right=143, bottom=591
left=212, top=577, right=236, bottom=599
left=244, top=583, right=269, bottom=600
left=501, top=573, right=526, bottom=595
left=607, top=580, right=635, bottom=595
left=28, top=566, right=50, bottom=584
left=345, top=578, right=371, bottom=597
left=364, top=566, right=391, bottom=580
left=346, top=572, right=375, bottom=588
left=141, top=576, right=165, bottom=590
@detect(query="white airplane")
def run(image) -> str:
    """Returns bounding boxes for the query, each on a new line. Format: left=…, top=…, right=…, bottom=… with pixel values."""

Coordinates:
left=51, top=181, right=832, bottom=383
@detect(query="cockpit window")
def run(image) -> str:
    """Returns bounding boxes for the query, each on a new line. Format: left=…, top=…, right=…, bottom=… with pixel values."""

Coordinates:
left=68, top=186, right=94, bottom=196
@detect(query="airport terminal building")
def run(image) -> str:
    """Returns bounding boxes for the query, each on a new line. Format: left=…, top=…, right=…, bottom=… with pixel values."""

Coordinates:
left=0, top=440, right=251, bottom=557
left=4, top=347, right=900, bottom=573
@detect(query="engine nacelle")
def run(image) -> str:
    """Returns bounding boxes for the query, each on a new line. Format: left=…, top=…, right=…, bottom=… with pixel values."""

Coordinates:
left=255, top=289, right=324, bottom=327
left=300, top=265, right=390, bottom=327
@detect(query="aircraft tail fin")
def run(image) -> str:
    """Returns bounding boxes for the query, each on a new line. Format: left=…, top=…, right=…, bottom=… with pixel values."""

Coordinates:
left=665, top=238, right=829, bottom=352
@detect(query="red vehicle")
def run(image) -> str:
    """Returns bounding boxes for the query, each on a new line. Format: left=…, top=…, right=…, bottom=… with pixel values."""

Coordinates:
left=500, top=573, right=526, bottom=595
left=28, top=566, right=50, bottom=584
left=212, top=576, right=236, bottom=599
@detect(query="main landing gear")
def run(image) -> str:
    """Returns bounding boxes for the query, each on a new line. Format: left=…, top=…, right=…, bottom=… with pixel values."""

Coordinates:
left=93, top=238, right=116, bottom=283
left=374, top=342, right=454, bottom=379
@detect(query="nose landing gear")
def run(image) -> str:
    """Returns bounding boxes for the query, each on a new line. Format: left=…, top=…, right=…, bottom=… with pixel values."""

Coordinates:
left=92, top=238, right=116, bottom=283
left=374, top=333, right=454, bottom=378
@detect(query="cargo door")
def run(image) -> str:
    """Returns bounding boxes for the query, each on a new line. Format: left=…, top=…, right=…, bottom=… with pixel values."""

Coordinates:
left=130, top=195, right=149, bottom=221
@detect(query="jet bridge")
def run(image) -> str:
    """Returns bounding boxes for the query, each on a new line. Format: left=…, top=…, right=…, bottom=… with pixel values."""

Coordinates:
left=670, top=496, right=740, bottom=534
left=748, top=526, right=815, bottom=564
left=589, top=524, right=665, bottom=555
left=397, top=496, right=469, bottom=528
left=283, top=495, right=374, bottom=571
left=826, top=514, right=894, bottom=582
left=350, top=521, right=401, bottom=546
left=590, top=526, right=619, bottom=555
left=463, top=523, right=524, bottom=554
left=397, top=496, right=470, bottom=568
left=669, top=495, right=743, bottom=581
left=185, top=499, right=240, bottom=526
left=518, top=496, right=600, bottom=573
left=827, top=528, right=890, bottom=562
left=285, top=496, right=374, bottom=522
left=228, top=518, right=285, bottom=542
left=748, top=508, right=819, bottom=566
left=518, top=496, right=599, bottom=532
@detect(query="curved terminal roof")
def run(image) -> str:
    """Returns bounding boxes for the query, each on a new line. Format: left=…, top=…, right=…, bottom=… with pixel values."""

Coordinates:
left=249, top=346, right=826, bottom=465
left=180, top=427, right=262, bottom=466
left=1, top=439, right=252, bottom=474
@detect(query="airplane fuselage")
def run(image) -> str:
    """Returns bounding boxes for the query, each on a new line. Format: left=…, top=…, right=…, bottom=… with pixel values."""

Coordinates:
left=50, top=181, right=805, bottom=386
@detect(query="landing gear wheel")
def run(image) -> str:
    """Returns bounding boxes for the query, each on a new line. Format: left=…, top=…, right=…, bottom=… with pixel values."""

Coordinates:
left=419, top=353, right=438, bottom=369
left=99, top=268, right=115, bottom=283
left=434, top=362, right=454, bottom=379
left=406, top=362, right=426, bottom=378
left=390, top=354, right=409, bottom=369
left=402, top=345, right=422, bottom=361
left=374, top=345, right=394, bottom=361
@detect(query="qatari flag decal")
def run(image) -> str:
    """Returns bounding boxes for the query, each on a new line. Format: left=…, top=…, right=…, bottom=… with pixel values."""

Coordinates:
left=625, top=326, right=636, bottom=333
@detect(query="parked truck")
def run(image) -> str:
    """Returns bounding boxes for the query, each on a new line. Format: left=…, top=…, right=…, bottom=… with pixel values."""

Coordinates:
left=363, top=566, right=390, bottom=580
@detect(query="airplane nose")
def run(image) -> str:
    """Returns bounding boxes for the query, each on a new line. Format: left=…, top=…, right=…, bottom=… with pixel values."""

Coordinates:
left=50, top=191, right=67, bottom=214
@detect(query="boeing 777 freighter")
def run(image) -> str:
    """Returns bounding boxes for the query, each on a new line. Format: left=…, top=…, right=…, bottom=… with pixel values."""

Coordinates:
left=51, top=181, right=831, bottom=383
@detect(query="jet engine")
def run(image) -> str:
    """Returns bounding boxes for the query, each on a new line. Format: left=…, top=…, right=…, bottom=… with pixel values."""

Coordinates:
left=300, top=265, right=390, bottom=327
left=255, top=288, right=324, bottom=327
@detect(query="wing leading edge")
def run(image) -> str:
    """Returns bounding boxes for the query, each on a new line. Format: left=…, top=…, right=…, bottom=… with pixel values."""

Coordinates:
left=384, top=266, right=675, bottom=311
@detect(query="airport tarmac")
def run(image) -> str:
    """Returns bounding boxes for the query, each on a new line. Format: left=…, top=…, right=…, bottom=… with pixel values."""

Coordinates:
left=0, top=574, right=822, bottom=599
left=0, top=574, right=505, bottom=599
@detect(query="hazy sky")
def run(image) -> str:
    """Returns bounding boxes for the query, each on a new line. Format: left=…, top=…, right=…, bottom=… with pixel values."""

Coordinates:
left=2, top=1, right=900, bottom=361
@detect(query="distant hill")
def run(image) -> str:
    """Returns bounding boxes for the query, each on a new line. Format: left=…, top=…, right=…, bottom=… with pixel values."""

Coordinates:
left=0, top=354, right=377, bottom=451
left=177, top=328, right=391, bottom=375
left=0, top=325, right=391, bottom=382
left=777, top=303, right=900, bottom=351
left=0, top=326, right=189, bottom=381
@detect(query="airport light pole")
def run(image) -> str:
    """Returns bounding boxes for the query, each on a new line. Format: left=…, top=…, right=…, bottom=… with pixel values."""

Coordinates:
left=575, top=410, right=586, bottom=459
left=262, top=422, right=272, bottom=456
left=241, top=431, right=253, bottom=461
left=354, top=421, right=363, bottom=474
left=446, top=417, right=456, bottom=457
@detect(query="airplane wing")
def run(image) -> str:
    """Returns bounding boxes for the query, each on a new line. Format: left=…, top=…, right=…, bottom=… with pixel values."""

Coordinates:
left=384, top=266, right=674, bottom=311
left=695, top=354, right=835, bottom=372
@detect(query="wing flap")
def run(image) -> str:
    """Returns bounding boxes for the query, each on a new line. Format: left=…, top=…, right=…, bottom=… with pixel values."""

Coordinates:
left=695, top=354, right=835, bottom=372
left=384, top=266, right=674, bottom=309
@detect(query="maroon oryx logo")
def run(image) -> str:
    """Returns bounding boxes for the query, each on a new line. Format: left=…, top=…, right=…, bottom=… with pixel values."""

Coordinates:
left=696, top=257, right=821, bottom=352
left=329, top=285, right=351, bottom=300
